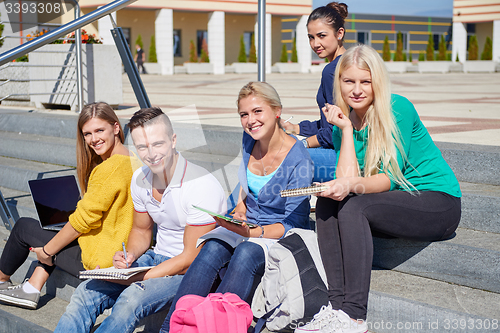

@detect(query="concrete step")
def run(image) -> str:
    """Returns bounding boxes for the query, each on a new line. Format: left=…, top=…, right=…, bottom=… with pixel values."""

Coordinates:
left=368, top=270, right=500, bottom=333
left=0, top=156, right=76, bottom=193
left=373, top=227, right=500, bottom=294
left=460, top=182, right=500, bottom=234
left=0, top=130, right=76, bottom=167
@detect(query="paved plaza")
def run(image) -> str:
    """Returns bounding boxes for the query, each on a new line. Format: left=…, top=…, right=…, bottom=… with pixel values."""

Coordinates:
left=115, top=71, right=500, bottom=147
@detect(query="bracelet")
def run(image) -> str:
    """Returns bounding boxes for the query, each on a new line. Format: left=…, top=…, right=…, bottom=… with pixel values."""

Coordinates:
left=42, top=246, right=53, bottom=257
left=258, top=225, right=265, bottom=238
left=301, top=138, right=309, bottom=148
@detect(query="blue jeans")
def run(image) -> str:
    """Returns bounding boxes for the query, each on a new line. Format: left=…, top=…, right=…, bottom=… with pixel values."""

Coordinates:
left=159, top=239, right=265, bottom=333
left=307, top=147, right=336, bottom=183
left=54, top=250, right=183, bottom=333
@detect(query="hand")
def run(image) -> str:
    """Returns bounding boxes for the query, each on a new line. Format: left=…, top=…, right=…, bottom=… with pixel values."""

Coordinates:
left=30, top=247, right=54, bottom=266
left=323, top=103, right=352, bottom=130
left=214, top=216, right=251, bottom=238
left=113, top=251, right=135, bottom=269
left=280, top=119, right=299, bottom=134
left=317, top=178, right=353, bottom=201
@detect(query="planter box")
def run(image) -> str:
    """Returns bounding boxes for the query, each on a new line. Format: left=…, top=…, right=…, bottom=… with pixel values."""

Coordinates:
left=384, top=62, right=409, bottom=73
left=230, top=62, right=257, bottom=74
left=463, top=61, right=497, bottom=73
left=418, top=61, right=452, bottom=73
left=143, top=62, right=160, bottom=75
left=184, top=63, right=214, bottom=74
left=273, top=62, right=301, bottom=73
left=309, top=63, right=327, bottom=73
left=29, top=44, right=122, bottom=110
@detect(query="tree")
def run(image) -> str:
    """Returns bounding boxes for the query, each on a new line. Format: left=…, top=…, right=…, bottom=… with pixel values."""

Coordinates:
left=481, top=36, right=493, bottom=60
left=409, top=52, right=413, bottom=62
left=135, top=34, right=143, bottom=55
left=419, top=51, right=425, bottom=62
left=248, top=34, right=257, bottom=63
left=382, top=36, right=391, bottom=61
left=291, top=37, right=298, bottom=63
left=468, top=35, right=478, bottom=60
left=437, top=34, right=447, bottom=61
left=280, top=44, right=288, bottom=63
left=148, top=35, right=157, bottom=63
left=238, top=35, right=247, bottom=63
left=426, top=34, right=434, bottom=61
left=394, top=32, right=404, bottom=61
left=189, top=40, right=198, bottom=62
left=200, top=38, right=209, bottom=63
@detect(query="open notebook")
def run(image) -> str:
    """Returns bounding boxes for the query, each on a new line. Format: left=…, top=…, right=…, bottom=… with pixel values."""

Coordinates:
left=79, top=266, right=154, bottom=280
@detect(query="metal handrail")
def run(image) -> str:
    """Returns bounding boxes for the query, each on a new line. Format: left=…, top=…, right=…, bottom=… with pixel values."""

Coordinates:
left=0, top=0, right=138, bottom=66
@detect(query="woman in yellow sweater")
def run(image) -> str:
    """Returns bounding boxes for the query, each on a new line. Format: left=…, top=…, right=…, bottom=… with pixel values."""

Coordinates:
left=0, top=102, right=141, bottom=309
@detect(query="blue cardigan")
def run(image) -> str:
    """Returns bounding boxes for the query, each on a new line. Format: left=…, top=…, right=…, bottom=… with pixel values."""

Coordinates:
left=298, top=55, right=341, bottom=149
left=238, top=132, right=313, bottom=236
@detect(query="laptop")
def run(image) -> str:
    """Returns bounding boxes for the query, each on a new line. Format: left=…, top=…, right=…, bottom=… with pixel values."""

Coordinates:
left=28, top=175, right=81, bottom=231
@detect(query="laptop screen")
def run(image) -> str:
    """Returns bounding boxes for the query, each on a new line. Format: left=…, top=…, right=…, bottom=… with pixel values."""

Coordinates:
left=28, top=175, right=81, bottom=228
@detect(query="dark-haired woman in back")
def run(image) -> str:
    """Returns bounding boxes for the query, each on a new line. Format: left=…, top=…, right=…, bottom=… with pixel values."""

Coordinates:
left=281, top=2, right=348, bottom=183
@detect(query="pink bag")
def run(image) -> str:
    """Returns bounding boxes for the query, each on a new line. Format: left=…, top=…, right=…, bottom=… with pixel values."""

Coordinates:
left=170, top=292, right=253, bottom=333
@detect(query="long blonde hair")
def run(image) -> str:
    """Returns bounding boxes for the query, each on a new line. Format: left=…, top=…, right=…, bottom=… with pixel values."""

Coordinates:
left=76, top=102, right=124, bottom=194
left=334, top=45, right=414, bottom=191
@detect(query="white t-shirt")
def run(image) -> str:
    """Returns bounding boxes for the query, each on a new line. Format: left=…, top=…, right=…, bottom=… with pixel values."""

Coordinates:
left=131, top=153, right=226, bottom=258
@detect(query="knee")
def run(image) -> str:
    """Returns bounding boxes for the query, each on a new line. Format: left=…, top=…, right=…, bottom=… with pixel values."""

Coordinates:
left=197, top=239, right=231, bottom=265
left=11, top=217, right=38, bottom=235
left=233, top=242, right=265, bottom=267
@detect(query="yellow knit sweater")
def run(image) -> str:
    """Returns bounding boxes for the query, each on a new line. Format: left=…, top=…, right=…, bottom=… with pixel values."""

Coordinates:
left=69, top=153, right=142, bottom=270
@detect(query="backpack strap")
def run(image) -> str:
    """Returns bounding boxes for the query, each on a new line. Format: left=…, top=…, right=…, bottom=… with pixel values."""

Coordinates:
left=249, top=304, right=282, bottom=333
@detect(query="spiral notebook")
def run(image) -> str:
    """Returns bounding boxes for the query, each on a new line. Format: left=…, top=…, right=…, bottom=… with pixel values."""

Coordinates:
left=79, top=266, right=154, bottom=280
left=280, top=184, right=329, bottom=197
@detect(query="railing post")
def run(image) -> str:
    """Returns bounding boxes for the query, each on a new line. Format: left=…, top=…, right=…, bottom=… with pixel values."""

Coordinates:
left=257, top=0, right=266, bottom=82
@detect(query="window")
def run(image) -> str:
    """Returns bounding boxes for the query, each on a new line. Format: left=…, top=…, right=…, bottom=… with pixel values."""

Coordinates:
left=243, top=31, right=253, bottom=57
left=433, top=34, right=440, bottom=51
left=357, top=31, right=370, bottom=45
left=173, top=29, right=181, bottom=57
left=399, top=32, right=409, bottom=51
left=197, top=30, right=208, bottom=57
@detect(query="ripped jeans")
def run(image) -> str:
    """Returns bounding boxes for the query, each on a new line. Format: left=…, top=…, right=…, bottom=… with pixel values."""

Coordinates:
left=54, top=250, right=183, bottom=333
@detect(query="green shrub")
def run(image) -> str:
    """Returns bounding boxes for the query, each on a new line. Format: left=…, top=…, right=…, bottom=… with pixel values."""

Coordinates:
left=238, top=35, right=247, bottom=63
left=382, top=36, right=391, bottom=61
left=148, top=35, right=157, bottom=62
left=248, top=34, right=257, bottom=63
left=189, top=40, right=198, bottom=62
left=426, top=34, right=434, bottom=61
left=394, top=32, right=404, bottom=61
left=481, top=36, right=492, bottom=60
left=468, top=35, right=478, bottom=60
left=437, top=35, right=447, bottom=61
left=200, top=38, right=209, bottom=63
left=280, top=44, right=288, bottom=62
left=409, top=52, right=413, bottom=62
left=419, top=51, right=425, bottom=61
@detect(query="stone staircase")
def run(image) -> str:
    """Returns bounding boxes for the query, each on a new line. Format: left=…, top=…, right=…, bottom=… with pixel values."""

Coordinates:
left=0, top=108, right=499, bottom=332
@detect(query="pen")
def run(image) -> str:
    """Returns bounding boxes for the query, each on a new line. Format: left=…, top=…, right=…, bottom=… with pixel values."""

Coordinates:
left=284, top=116, right=293, bottom=123
left=122, top=242, right=129, bottom=268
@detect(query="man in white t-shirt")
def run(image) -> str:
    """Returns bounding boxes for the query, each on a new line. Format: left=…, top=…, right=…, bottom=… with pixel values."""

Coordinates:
left=54, top=108, right=226, bottom=333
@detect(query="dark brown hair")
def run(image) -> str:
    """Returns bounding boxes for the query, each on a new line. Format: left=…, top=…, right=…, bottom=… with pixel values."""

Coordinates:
left=307, top=2, right=348, bottom=33
left=127, top=107, right=174, bottom=137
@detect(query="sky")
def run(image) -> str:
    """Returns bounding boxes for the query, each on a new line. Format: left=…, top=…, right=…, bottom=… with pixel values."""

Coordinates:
left=313, top=0, right=454, bottom=18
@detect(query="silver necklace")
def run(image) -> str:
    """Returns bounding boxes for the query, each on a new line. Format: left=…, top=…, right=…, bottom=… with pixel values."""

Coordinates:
left=259, top=135, right=285, bottom=176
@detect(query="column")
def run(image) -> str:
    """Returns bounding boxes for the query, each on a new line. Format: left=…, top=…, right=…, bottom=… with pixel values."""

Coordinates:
left=296, top=15, right=311, bottom=73
left=254, top=13, right=272, bottom=74
left=493, top=20, right=500, bottom=62
left=208, top=11, right=225, bottom=75
left=452, top=22, right=467, bottom=63
left=155, top=9, right=174, bottom=75
left=98, top=8, right=116, bottom=45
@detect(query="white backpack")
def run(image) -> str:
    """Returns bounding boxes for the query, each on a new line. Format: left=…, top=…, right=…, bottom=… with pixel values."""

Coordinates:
left=251, top=228, right=329, bottom=332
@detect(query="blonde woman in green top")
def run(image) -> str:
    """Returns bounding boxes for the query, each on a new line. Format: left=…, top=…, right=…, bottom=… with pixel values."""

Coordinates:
left=295, top=45, right=461, bottom=333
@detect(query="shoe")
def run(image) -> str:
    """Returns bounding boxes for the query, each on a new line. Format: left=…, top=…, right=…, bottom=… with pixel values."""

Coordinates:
left=0, top=280, right=39, bottom=309
left=294, top=304, right=368, bottom=333
left=0, top=280, right=14, bottom=291
left=336, top=309, right=368, bottom=333
left=294, top=303, right=338, bottom=332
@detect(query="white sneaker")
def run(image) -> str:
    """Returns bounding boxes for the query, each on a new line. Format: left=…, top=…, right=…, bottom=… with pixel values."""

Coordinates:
left=294, top=305, right=368, bottom=333
left=294, top=303, right=339, bottom=333
left=336, top=309, right=368, bottom=333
